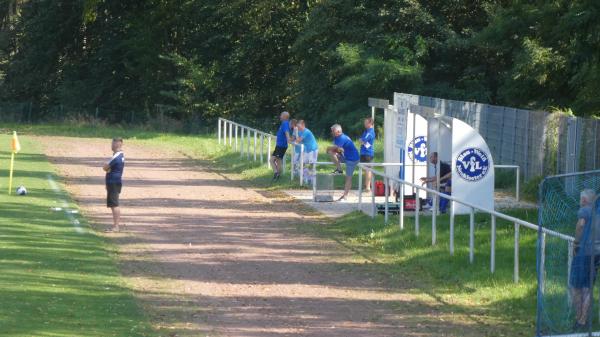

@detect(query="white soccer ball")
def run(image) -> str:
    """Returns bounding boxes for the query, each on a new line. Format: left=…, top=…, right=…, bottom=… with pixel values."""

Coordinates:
left=16, top=186, right=27, bottom=196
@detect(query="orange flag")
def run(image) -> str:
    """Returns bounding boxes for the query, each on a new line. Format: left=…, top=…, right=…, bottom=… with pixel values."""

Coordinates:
left=11, top=131, right=21, bottom=153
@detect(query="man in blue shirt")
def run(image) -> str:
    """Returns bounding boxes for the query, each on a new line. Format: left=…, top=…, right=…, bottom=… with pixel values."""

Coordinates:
left=359, top=117, right=375, bottom=193
left=270, top=111, right=291, bottom=181
left=102, top=138, right=125, bottom=232
left=295, top=120, right=319, bottom=184
left=327, top=124, right=360, bottom=201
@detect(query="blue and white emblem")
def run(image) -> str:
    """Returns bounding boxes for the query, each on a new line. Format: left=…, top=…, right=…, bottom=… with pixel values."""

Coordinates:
left=407, top=136, right=427, bottom=162
left=456, top=148, right=490, bottom=182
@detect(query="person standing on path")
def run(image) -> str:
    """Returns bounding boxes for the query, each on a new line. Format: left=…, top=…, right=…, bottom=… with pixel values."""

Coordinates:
left=103, top=138, right=125, bottom=232
left=359, top=117, right=376, bottom=193
left=327, top=124, right=360, bottom=202
left=270, top=111, right=291, bottom=181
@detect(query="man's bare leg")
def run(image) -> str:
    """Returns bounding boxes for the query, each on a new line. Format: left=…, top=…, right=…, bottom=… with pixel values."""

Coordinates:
left=111, top=206, right=121, bottom=231
left=339, top=175, right=352, bottom=200
left=364, top=169, right=372, bottom=192
left=327, top=148, right=342, bottom=171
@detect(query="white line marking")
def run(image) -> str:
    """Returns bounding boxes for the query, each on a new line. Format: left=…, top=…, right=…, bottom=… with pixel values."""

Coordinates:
left=47, top=174, right=84, bottom=234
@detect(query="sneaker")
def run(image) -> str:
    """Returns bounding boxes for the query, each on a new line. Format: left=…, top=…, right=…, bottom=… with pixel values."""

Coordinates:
left=332, top=169, right=343, bottom=175
left=272, top=173, right=280, bottom=182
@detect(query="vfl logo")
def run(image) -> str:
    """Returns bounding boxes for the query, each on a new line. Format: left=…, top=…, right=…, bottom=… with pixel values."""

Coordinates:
left=456, top=148, right=490, bottom=182
left=407, top=136, right=427, bottom=162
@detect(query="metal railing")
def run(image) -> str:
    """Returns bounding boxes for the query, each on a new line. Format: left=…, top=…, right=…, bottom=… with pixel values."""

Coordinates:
left=218, top=118, right=288, bottom=170
left=357, top=164, right=573, bottom=283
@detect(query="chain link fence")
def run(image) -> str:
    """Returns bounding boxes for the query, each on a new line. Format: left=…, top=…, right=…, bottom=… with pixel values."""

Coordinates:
left=395, top=93, right=600, bottom=180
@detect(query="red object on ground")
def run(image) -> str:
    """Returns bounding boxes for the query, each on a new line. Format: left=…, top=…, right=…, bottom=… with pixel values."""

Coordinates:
left=374, top=181, right=386, bottom=196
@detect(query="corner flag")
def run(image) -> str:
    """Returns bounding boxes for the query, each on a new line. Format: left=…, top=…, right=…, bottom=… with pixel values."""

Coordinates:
left=11, top=131, right=21, bottom=154
left=8, top=131, right=21, bottom=194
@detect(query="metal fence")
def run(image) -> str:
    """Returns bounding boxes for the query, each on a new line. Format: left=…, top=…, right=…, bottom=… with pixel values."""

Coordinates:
left=395, top=93, right=600, bottom=180
left=357, top=164, right=574, bottom=283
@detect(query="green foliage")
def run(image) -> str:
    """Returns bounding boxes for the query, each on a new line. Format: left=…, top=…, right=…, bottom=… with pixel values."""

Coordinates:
left=0, top=0, right=599, bottom=131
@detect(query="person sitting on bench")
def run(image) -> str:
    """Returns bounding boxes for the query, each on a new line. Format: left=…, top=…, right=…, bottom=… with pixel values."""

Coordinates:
left=419, top=152, right=451, bottom=213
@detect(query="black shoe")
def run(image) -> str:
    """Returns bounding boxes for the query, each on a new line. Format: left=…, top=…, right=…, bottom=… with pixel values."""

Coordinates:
left=273, top=173, right=281, bottom=182
left=332, top=169, right=343, bottom=175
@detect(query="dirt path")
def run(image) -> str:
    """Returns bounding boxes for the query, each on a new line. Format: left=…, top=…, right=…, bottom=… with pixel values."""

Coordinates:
left=40, top=137, right=481, bottom=337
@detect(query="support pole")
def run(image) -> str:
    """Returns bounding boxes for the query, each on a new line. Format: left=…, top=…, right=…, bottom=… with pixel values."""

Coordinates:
left=358, top=167, right=363, bottom=211
left=415, top=192, right=420, bottom=236
left=290, top=145, right=295, bottom=181
left=218, top=119, right=222, bottom=144
left=260, top=134, right=264, bottom=163
left=235, top=124, right=238, bottom=151
left=449, top=201, right=455, bottom=255
left=399, top=187, right=404, bottom=230
left=384, top=177, right=390, bottom=224
left=371, top=173, right=376, bottom=218
left=253, top=130, right=257, bottom=161
left=268, top=136, right=272, bottom=168
left=514, top=223, right=520, bottom=283
left=299, top=145, right=304, bottom=186
left=240, top=128, right=245, bottom=157
left=469, top=207, right=475, bottom=264
left=491, top=216, right=496, bottom=273
left=516, top=166, right=520, bottom=202
left=229, top=121, right=232, bottom=146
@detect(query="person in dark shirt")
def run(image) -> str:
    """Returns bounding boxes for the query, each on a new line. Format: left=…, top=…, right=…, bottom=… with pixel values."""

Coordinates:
left=570, top=189, right=597, bottom=330
left=420, top=152, right=451, bottom=213
left=102, top=138, right=125, bottom=232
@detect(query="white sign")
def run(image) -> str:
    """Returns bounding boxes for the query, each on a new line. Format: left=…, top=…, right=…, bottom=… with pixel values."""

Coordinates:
left=451, top=119, right=494, bottom=214
left=395, top=107, right=408, bottom=147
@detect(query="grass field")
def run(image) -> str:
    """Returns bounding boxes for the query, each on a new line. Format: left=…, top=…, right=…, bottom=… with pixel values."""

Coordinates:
left=0, top=134, right=153, bottom=337
left=1, top=123, right=540, bottom=335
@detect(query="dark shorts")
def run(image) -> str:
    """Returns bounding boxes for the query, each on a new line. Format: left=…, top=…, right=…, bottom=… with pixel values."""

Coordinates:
left=570, top=254, right=600, bottom=288
left=360, top=155, right=373, bottom=163
left=106, top=183, right=122, bottom=208
left=272, top=146, right=288, bottom=159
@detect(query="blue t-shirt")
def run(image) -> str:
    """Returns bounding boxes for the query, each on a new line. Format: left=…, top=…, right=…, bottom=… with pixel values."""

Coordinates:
left=576, top=206, right=594, bottom=256
left=276, top=120, right=290, bottom=148
left=360, top=127, right=375, bottom=157
left=106, top=152, right=125, bottom=184
left=334, top=134, right=360, bottom=162
left=299, top=128, right=318, bottom=153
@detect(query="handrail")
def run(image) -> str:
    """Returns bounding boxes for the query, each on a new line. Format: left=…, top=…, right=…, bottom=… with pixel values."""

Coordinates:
left=359, top=164, right=572, bottom=242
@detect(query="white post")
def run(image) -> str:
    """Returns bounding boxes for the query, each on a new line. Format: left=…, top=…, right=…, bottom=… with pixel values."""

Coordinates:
left=247, top=129, right=251, bottom=160
left=491, top=215, right=496, bottom=273
left=268, top=136, right=272, bottom=168
left=539, top=232, right=546, bottom=288
left=235, top=124, right=238, bottom=151
left=299, top=145, right=304, bottom=186
left=449, top=201, right=455, bottom=255
left=240, top=128, right=244, bottom=157
left=516, top=166, right=520, bottom=202
left=312, top=162, right=317, bottom=201
left=415, top=192, right=420, bottom=236
left=399, top=187, right=404, bottom=230
left=514, top=223, right=520, bottom=283
left=568, top=241, right=573, bottom=304
left=358, top=167, right=363, bottom=211
left=432, top=201, right=437, bottom=246
left=253, top=130, right=257, bottom=161
left=371, top=173, right=376, bottom=218
left=260, top=134, right=264, bottom=164
left=469, top=207, right=475, bottom=264
left=218, top=119, right=222, bottom=144
left=290, top=145, right=295, bottom=181
left=229, top=121, right=232, bottom=146
left=384, top=177, right=390, bottom=224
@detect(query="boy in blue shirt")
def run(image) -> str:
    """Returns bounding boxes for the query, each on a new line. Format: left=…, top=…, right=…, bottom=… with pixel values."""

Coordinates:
left=294, top=120, right=319, bottom=184
left=327, top=124, right=360, bottom=201
left=359, top=117, right=375, bottom=193
left=102, top=138, right=125, bottom=232
left=269, top=111, right=291, bottom=181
